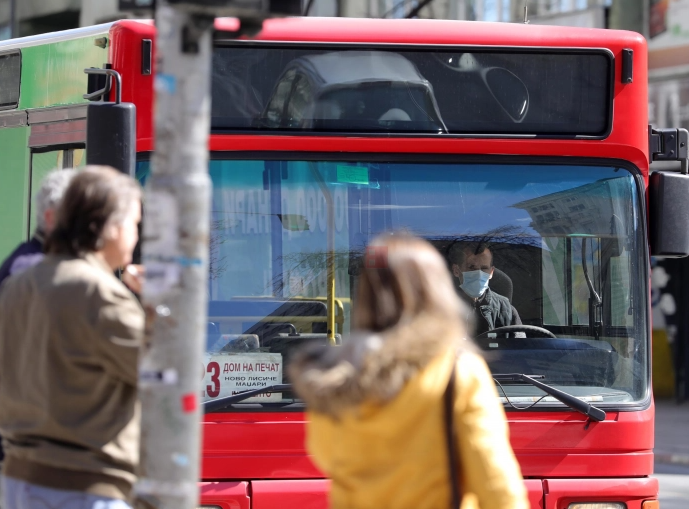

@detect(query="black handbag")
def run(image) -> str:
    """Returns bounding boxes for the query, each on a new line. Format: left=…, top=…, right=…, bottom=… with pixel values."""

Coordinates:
left=443, top=361, right=462, bottom=509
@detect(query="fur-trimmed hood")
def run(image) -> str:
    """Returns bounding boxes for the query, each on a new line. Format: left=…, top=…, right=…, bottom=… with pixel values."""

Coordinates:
left=288, top=311, right=465, bottom=416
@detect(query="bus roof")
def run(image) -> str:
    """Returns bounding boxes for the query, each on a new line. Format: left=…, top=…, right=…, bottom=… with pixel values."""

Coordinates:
left=0, top=16, right=644, bottom=52
left=0, top=23, right=116, bottom=51
left=220, top=16, right=646, bottom=49
left=0, top=17, right=650, bottom=172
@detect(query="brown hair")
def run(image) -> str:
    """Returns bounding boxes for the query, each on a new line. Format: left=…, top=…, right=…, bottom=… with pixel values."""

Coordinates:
left=354, top=234, right=467, bottom=349
left=47, top=166, right=141, bottom=256
left=464, top=241, right=493, bottom=266
left=447, top=241, right=493, bottom=268
left=447, top=242, right=466, bottom=267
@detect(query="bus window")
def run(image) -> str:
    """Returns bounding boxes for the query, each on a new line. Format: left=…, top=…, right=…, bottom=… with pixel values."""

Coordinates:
left=194, top=157, right=647, bottom=410
left=29, top=149, right=81, bottom=235
left=213, top=46, right=611, bottom=136
left=263, top=68, right=296, bottom=128
left=0, top=51, right=21, bottom=110
left=285, top=74, right=314, bottom=128
left=543, top=235, right=634, bottom=329
left=609, top=250, right=634, bottom=328
left=572, top=237, right=602, bottom=327
left=542, top=237, right=568, bottom=326
left=73, top=148, right=86, bottom=168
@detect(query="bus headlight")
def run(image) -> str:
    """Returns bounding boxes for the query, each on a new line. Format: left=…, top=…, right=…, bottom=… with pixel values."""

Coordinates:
left=567, top=504, right=626, bottom=509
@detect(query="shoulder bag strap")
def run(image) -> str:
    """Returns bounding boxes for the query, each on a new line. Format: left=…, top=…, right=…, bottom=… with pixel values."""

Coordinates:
left=443, top=359, right=462, bottom=509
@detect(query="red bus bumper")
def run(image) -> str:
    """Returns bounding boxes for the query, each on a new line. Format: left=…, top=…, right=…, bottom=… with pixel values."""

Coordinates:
left=200, top=407, right=658, bottom=508
left=199, top=477, right=659, bottom=509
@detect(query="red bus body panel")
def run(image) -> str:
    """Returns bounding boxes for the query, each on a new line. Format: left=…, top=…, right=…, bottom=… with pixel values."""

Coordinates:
left=199, top=481, right=250, bottom=509
left=111, top=17, right=650, bottom=177
left=202, top=406, right=654, bottom=479
left=544, top=478, right=658, bottom=509
left=252, top=480, right=329, bottom=509
left=106, top=17, right=655, bottom=508
left=108, top=20, right=155, bottom=151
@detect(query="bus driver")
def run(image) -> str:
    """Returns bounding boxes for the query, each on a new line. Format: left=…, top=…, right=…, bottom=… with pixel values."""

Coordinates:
left=448, top=242, right=522, bottom=336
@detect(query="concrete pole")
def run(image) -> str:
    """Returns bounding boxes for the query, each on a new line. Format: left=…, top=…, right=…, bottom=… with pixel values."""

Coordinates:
left=9, top=0, right=17, bottom=38
left=135, top=2, right=212, bottom=508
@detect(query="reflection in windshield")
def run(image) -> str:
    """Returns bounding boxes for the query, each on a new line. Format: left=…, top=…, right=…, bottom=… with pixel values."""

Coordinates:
left=137, top=160, right=646, bottom=410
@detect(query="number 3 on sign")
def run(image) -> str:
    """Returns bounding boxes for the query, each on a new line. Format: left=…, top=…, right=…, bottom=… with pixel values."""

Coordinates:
left=204, top=361, right=220, bottom=398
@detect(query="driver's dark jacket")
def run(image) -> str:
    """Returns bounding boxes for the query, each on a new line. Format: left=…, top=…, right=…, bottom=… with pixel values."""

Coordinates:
left=459, top=288, right=521, bottom=336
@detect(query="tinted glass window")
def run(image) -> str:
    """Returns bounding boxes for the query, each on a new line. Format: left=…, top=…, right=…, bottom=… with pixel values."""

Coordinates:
left=137, top=159, right=648, bottom=411
left=30, top=149, right=85, bottom=233
left=264, top=68, right=295, bottom=127
left=0, top=51, right=20, bottom=110
left=212, top=45, right=611, bottom=136
left=284, top=74, right=313, bottom=128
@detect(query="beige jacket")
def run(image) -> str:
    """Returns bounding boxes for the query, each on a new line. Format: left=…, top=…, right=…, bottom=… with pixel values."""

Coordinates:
left=0, top=253, right=144, bottom=500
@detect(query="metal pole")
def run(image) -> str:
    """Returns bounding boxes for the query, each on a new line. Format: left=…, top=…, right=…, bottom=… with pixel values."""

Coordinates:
left=309, top=163, right=336, bottom=345
left=136, top=2, right=212, bottom=508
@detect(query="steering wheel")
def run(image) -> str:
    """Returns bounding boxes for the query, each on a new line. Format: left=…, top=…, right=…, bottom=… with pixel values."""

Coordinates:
left=475, top=325, right=557, bottom=340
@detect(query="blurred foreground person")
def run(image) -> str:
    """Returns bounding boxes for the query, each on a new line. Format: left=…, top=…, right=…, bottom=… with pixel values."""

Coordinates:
left=289, top=234, right=528, bottom=509
left=0, top=166, right=144, bottom=509
left=0, top=168, right=75, bottom=504
left=0, top=168, right=76, bottom=287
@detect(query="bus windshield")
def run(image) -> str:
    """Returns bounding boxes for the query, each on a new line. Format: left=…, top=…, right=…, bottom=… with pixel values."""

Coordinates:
left=135, top=159, right=647, bottom=411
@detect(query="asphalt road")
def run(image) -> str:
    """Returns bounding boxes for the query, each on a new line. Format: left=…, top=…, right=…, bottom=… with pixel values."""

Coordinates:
left=655, top=462, right=689, bottom=508
left=653, top=400, right=689, bottom=509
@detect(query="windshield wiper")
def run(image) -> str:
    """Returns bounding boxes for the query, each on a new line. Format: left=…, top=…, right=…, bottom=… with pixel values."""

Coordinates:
left=203, top=384, right=293, bottom=412
left=205, top=375, right=606, bottom=422
left=493, top=374, right=606, bottom=422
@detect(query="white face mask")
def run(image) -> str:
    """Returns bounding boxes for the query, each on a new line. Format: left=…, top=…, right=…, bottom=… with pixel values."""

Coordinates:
left=460, top=270, right=491, bottom=299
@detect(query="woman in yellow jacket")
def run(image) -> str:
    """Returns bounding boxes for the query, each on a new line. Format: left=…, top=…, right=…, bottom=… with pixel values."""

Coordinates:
left=289, top=234, right=529, bottom=509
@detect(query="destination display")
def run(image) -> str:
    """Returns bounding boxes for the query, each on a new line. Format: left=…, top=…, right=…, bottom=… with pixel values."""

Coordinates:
left=202, top=352, right=283, bottom=403
left=212, top=45, right=612, bottom=136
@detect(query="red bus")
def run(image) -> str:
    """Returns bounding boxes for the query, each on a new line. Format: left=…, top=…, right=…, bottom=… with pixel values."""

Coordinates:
left=0, top=15, right=676, bottom=509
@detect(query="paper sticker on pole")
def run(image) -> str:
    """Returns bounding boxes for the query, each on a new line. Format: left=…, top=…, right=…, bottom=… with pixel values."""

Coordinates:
left=142, top=190, right=181, bottom=299
left=155, top=73, right=177, bottom=95
left=202, top=353, right=283, bottom=402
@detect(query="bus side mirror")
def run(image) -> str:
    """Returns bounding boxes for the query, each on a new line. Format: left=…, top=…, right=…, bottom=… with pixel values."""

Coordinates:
left=84, top=67, right=136, bottom=177
left=86, top=102, right=136, bottom=177
left=649, top=171, right=689, bottom=257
